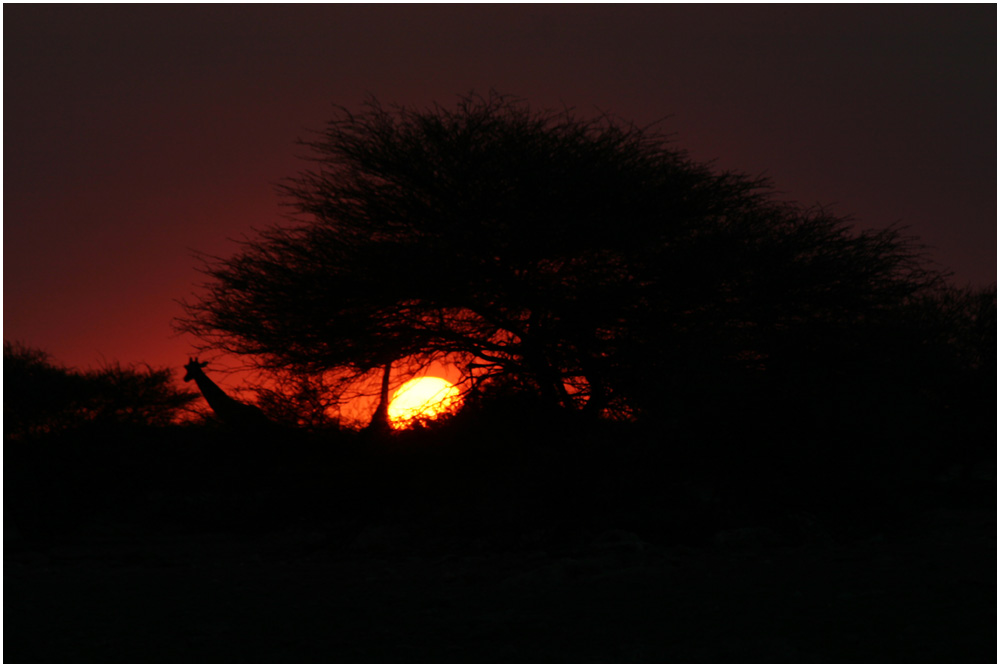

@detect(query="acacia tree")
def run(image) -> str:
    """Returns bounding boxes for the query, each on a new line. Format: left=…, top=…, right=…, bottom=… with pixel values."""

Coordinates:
left=179, top=93, right=941, bottom=427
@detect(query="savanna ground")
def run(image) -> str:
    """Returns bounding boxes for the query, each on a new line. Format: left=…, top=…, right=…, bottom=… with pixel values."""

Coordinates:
left=5, top=413, right=995, bottom=663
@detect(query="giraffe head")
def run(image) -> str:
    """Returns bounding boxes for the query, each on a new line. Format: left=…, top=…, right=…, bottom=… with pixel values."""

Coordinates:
left=183, top=357, right=209, bottom=383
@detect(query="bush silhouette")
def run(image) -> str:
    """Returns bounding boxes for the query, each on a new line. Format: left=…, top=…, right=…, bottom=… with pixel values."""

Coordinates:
left=4, top=342, right=198, bottom=438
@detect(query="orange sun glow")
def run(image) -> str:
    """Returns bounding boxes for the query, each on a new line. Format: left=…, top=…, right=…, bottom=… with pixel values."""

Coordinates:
left=387, top=376, right=461, bottom=429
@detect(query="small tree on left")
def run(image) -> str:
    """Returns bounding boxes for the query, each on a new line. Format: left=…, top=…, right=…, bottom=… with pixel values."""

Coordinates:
left=3, top=342, right=199, bottom=439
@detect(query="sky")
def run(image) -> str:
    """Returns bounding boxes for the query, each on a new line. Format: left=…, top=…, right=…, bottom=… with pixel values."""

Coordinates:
left=4, top=4, right=996, bottom=391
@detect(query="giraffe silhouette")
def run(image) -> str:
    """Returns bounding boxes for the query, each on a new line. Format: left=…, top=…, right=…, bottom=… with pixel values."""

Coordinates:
left=183, top=358, right=271, bottom=428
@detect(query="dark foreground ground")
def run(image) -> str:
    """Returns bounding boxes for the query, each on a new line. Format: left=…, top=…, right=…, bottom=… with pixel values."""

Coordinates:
left=5, top=504, right=994, bottom=663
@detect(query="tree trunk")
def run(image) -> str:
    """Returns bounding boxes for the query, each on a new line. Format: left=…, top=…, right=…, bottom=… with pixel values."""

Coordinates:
left=365, top=361, right=393, bottom=433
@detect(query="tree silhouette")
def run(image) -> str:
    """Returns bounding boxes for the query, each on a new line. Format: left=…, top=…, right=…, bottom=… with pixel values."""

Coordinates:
left=179, top=93, right=943, bottom=427
left=251, top=364, right=344, bottom=431
left=4, top=342, right=198, bottom=438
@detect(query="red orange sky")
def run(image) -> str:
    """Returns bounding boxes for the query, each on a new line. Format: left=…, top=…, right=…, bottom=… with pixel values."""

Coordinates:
left=4, top=5, right=996, bottom=391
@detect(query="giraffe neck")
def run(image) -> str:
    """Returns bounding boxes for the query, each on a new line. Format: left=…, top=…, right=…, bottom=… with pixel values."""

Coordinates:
left=192, top=371, right=242, bottom=416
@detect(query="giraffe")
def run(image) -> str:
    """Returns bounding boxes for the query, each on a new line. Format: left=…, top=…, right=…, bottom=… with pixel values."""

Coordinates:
left=183, top=358, right=271, bottom=428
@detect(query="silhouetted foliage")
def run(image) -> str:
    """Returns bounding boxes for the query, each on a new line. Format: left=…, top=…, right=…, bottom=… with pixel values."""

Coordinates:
left=180, top=92, right=947, bottom=427
left=3, top=342, right=198, bottom=438
left=251, top=365, right=344, bottom=431
left=900, top=284, right=997, bottom=457
left=919, top=284, right=996, bottom=379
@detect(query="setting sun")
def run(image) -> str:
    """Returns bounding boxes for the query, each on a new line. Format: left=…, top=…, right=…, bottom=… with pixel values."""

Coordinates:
left=387, top=376, right=461, bottom=429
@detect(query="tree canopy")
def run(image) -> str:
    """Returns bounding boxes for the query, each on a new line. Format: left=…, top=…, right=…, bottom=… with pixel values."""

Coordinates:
left=4, top=342, right=198, bottom=438
left=179, top=93, right=945, bottom=426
